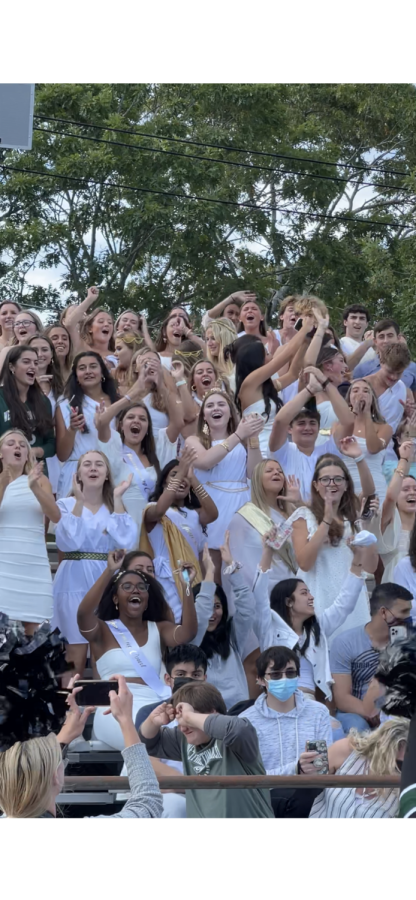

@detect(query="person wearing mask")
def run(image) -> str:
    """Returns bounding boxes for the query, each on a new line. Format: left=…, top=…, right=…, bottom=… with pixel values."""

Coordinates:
left=253, top=530, right=370, bottom=706
left=368, top=440, right=416, bottom=582
left=192, top=536, right=259, bottom=709
left=392, top=514, right=416, bottom=603
left=0, top=345, right=56, bottom=465
left=139, top=680, right=275, bottom=818
left=269, top=367, right=367, bottom=502
left=202, top=290, right=256, bottom=331
left=135, top=644, right=208, bottom=730
left=0, top=300, right=21, bottom=351
left=55, top=351, right=119, bottom=498
left=52, top=451, right=138, bottom=675
left=239, top=646, right=333, bottom=817
left=330, top=582, right=413, bottom=733
left=311, top=717, right=408, bottom=818
left=45, top=323, right=73, bottom=382
left=234, top=320, right=312, bottom=458
left=0, top=675, right=163, bottom=819
left=0, top=431, right=60, bottom=634
left=343, top=379, right=392, bottom=504
left=353, top=318, right=416, bottom=395
left=76, top=549, right=198, bottom=748
left=228, top=459, right=298, bottom=592
left=339, top=304, right=376, bottom=369
left=185, top=390, right=263, bottom=578
left=141, top=450, right=218, bottom=622
left=288, top=455, right=378, bottom=635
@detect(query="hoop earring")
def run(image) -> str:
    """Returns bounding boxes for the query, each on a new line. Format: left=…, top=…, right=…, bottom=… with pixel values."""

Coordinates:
left=191, top=385, right=196, bottom=392
left=202, top=421, right=210, bottom=435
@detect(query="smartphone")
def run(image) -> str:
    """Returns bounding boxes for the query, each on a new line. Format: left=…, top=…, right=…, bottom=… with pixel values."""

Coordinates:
left=389, top=625, right=408, bottom=644
left=362, top=493, right=377, bottom=520
left=74, top=680, right=119, bottom=707
left=306, top=740, right=329, bottom=774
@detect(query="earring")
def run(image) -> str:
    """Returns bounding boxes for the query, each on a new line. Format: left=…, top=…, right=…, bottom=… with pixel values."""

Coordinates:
left=191, top=385, right=196, bottom=392
left=202, top=421, right=210, bottom=435
left=114, top=598, right=119, bottom=610
left=101, top=375, right=105, bottom=382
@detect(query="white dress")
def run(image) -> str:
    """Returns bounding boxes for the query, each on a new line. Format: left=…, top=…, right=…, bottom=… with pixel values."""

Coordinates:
left=57, top=395, right=117, bottom=499
left=194, top=441, right=250, bottom=548
left=242, top=398, right=278, bottom=459
left=316, top=399, right=338, bottom=446
left=378, top=381, right=407, bottom=464
left=142, top=394, right=169, bottom=440
left=341, top=435, right=388, bottom=504
left=287, top=506, right=370, bottom=641
left=367, top=509, right=411, bottom=584
left=146, top=506, right=206, bottom=622
left=52, top=499, right=138, bottom=644
left=228, top=505, right=294, bottom=591
left=0, top=475, right=53, bottom=623
left=98, top=429, right=177, bottom=526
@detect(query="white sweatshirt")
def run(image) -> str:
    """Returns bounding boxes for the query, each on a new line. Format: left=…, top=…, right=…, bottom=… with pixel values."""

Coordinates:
left=239, top=691, right=333, bottom=775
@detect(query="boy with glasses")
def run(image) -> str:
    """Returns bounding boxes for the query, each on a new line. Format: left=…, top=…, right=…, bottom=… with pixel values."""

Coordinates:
left=239, top=646, right=333, bottom=816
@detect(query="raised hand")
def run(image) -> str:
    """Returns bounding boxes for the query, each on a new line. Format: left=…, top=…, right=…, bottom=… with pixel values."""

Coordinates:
left=93, top=399, right=107, bottom=431
left=174, top=701, right=195, bottom=726
left=303, top=365, right=327, bottom=386
left=314, top=309, right=330, bottom=330
left=399, top=439, right=415, bottom=463
left=172, top=359, right=186, bottom=383
left=229, top=290, right=256, bottom=306
left=219, top=530, right=233, bottom=566
left=28, top=461, right=44, bottom=489
left=364, top=329, right=374, bottom=344
left=323, top=487, right=336, bottom=524
left=107, top=549, right=125, bottom=573
left=176, top=560, right=197, bottom=589
left=267, top=329, right=281, bottom=357
left=177, top=445, right=198, bottom=476
left=202, top=542, right=215, bottom=580
left=0, top=465, right=13, bottom=491
left=280, top=474, right=302, bottom=503
left=69, top=406, right=86, bottom=433
left=148, top=701, right=175, bottom=728
left=72, top=472, right=84, bottom=502
left=236, top=414, right=265, bottom=441
left=86, top=285, right=100, bottom=303
left=114, top=473, right=133, bottom=498
left=339, top=436, right=363, bottom=460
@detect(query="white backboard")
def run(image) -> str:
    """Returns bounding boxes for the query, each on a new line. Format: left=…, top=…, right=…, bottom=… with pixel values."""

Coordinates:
left=0, top=84, right=35, bottom=150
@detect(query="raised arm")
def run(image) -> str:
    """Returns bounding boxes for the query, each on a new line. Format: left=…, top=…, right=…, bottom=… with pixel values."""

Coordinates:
left=303, top=311, right=329, bottom=368
left=204, top=290, right=255, bottom=322
left=77, top=550, right=124, bottom=639
left=381, top=441, right=413, bottom=532
left=55, top=404, right=86, bottom=463
left=64, top=286, right=100, bottom=349
left=239, top=319, right=313, bottom=403
left=344, top=332, right=375, bottom=371
left=28, top=466, right=61, bottom=523
left=158, top=369, right=185, bottom=442
left=269, top=377, right=321, bottom=452
left=302, top=367, right=354, bottom=441
left=184, top=416, right=258, bottom=471
left=157, top=564, right=198, bottom=646
left=188, top=467, right=218, bottom=526
left=144, top=447, right=197, bottom=528
left=338, top=436, right=376, bottom=499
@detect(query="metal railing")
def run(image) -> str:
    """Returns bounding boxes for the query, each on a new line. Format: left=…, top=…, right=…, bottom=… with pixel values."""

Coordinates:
left=63, top=774, right=401, bottom=791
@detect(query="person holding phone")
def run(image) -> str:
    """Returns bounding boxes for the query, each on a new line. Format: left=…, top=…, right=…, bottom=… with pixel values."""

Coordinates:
left=237, top=646, right=333, bottom=817
left=0, top=675, right=164, bottom=819
left=76, top=549, right=199, bottom=750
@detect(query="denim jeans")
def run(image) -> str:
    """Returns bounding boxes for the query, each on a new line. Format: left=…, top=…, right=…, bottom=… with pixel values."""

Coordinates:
left=335, top=711, right=371, bottom=734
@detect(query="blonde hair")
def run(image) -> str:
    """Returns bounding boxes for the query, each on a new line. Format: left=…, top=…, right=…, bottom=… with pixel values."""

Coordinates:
left=349, top=717, right=409, bottom=796
left=79, top=308, right=115, bottom=352
left=0, top=732, right=61, bottom=818
left=74, top=450, right=115, bottom=512
left=114, top=331, right=145, bottom=385
left=250, top=458, right=291, bottom=518
left=130, top=346, right=167, bottom=412
left=206, top=317, right=237, bottom=377
left=0, top=429, right=33, bottom=475
left=347, top=379, right=386, bottom=425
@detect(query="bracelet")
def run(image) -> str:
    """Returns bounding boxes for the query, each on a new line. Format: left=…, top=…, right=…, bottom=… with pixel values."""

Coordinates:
left=321, top=378, right=331, bottom=391
left=221, top=440, right=230, bottom=452
left=176, top=379, right=187, bottom=387
left=194, top=483, right=208, bottom=495
left=323, top=519, right=332, bottom=526
left=305, top=386, right=314, bottom=396
left=396, top=469, right=406, bottom=478
left=79, top=623, right=99, bottom=633
left=249, top=438, right=260, bottom=449
left=173, top=625, right=182, bottom=645
left=235, top=433, right=242, bottom=443
left=223, top=560, right=242, bottom=575
left=124, top=394, right=132, bottom=403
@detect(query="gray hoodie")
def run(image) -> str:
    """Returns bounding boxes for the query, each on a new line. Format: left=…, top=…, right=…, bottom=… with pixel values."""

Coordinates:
left=239, top=691, right=333, bottom=775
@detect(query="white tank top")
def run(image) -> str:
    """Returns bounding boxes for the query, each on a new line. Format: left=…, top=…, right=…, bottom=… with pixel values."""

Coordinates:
left=96, top=620, right=163, bottom=679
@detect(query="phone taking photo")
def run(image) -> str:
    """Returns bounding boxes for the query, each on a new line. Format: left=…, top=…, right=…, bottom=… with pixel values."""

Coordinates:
left=74, top=680, right=119, bottom=707
left=306, top=740, right=329, bottom=774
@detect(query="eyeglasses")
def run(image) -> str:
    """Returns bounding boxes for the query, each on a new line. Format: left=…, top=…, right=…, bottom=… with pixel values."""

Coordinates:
left=265, top=669, right=298, bottom=680
left=120, top=581, right=148, bottom=593
left=15, top=320, right=36, bottom=328
left=317, top=476, right=346, bottom=486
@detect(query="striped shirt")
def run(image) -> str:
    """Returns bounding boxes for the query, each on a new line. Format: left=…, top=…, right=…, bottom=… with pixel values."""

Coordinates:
left=310, top=751, right=399, bottom=818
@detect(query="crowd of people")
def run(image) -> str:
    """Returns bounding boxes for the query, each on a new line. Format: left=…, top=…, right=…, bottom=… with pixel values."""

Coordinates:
left=0, top=286, right=415, bottom=819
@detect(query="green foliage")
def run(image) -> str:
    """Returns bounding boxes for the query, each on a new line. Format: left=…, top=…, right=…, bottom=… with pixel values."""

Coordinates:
left=0, top=83, right=416, bottom=346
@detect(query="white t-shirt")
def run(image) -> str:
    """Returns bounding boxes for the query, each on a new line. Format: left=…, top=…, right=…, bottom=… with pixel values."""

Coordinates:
left=340, top=336, right=377, bottom=366
left=272, top=436, right=342, bottom=503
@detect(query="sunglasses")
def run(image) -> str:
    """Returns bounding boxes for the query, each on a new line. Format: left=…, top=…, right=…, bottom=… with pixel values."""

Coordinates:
left=265, top=669, right=298, bottom=680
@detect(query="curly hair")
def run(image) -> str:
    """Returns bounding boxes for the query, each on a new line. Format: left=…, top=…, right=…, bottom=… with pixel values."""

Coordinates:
left=97, top=568, right=172, bottom=622
left=349, top=718, right=409, bottom=797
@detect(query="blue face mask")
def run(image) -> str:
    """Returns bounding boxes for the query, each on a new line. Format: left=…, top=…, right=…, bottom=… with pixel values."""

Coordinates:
left=267, top=677, right=298, bottom=701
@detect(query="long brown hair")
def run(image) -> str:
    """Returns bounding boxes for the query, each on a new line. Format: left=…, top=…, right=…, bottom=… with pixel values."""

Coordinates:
left=79, top=308, right=115, bottom=352
left=117, top=402, right=161, bottom=476
left=154, top=310, right=191, bottom=352
left=27, top=333, right=64, bottom=400
left=73, top=450, right=115, bottom=511
left=346, top=380, right=386, bottom=425
left=197, top=390, right=239, bottom=449
left=189, top=359, right=233, bottom=402
left=310, top=454, right=359, bottom=545
left=130, top=347, right=167, bottom=412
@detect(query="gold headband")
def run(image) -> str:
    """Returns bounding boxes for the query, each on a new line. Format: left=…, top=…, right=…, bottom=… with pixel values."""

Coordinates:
left=174, top=348, right=203, bottom=358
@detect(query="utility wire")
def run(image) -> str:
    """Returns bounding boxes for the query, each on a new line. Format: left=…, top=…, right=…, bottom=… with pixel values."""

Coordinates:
left=33, top=114, right=412, bottom=180
left=0, top=161, right=408, bottom=229
left=31, top=124, right=411, bottom=194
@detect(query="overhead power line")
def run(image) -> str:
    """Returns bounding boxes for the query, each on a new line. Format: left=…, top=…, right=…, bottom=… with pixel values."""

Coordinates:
left=0, top=161, right=408, bottom=229
left=33, top=114, right=412, bottom=179
left=31, top=124, right=411, bottom=194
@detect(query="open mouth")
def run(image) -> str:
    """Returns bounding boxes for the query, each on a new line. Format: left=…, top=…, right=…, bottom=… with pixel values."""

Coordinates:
left=201, top=376, right=212, bottom=386
left=211, top=411, right=223, bottom=420
left=13, top=450, right=22, bottom=460
left=245, top=314, right=255, bottom=322
left=128, top=596, right=142, bottom=607
left=172, top=330, right=182, bottom=338
left=26, top=370, right=36, bottom=380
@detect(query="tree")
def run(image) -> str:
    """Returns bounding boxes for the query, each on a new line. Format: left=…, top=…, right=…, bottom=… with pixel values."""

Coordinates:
left=0, top=82, right=416, bottom=343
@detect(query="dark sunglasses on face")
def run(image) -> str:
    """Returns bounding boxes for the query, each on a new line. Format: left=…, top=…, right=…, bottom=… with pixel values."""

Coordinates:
left=265, top=668, right=298, bottom=680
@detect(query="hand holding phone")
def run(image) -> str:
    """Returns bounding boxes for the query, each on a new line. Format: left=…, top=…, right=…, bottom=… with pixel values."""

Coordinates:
left=74, top=680, right=120, bottom=707
left=304, top=740, right=329, bottom=774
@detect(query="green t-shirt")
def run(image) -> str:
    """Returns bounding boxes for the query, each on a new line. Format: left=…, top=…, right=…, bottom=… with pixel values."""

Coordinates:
left=0, top=387, right=55, bottom=462
left=140, top=713, right=274, bottom=818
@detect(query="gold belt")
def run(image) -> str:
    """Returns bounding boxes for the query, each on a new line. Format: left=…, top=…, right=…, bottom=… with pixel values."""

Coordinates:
left=205, top=482, right=249, bottom=493
left=63, top=552, right=108, bottom=560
